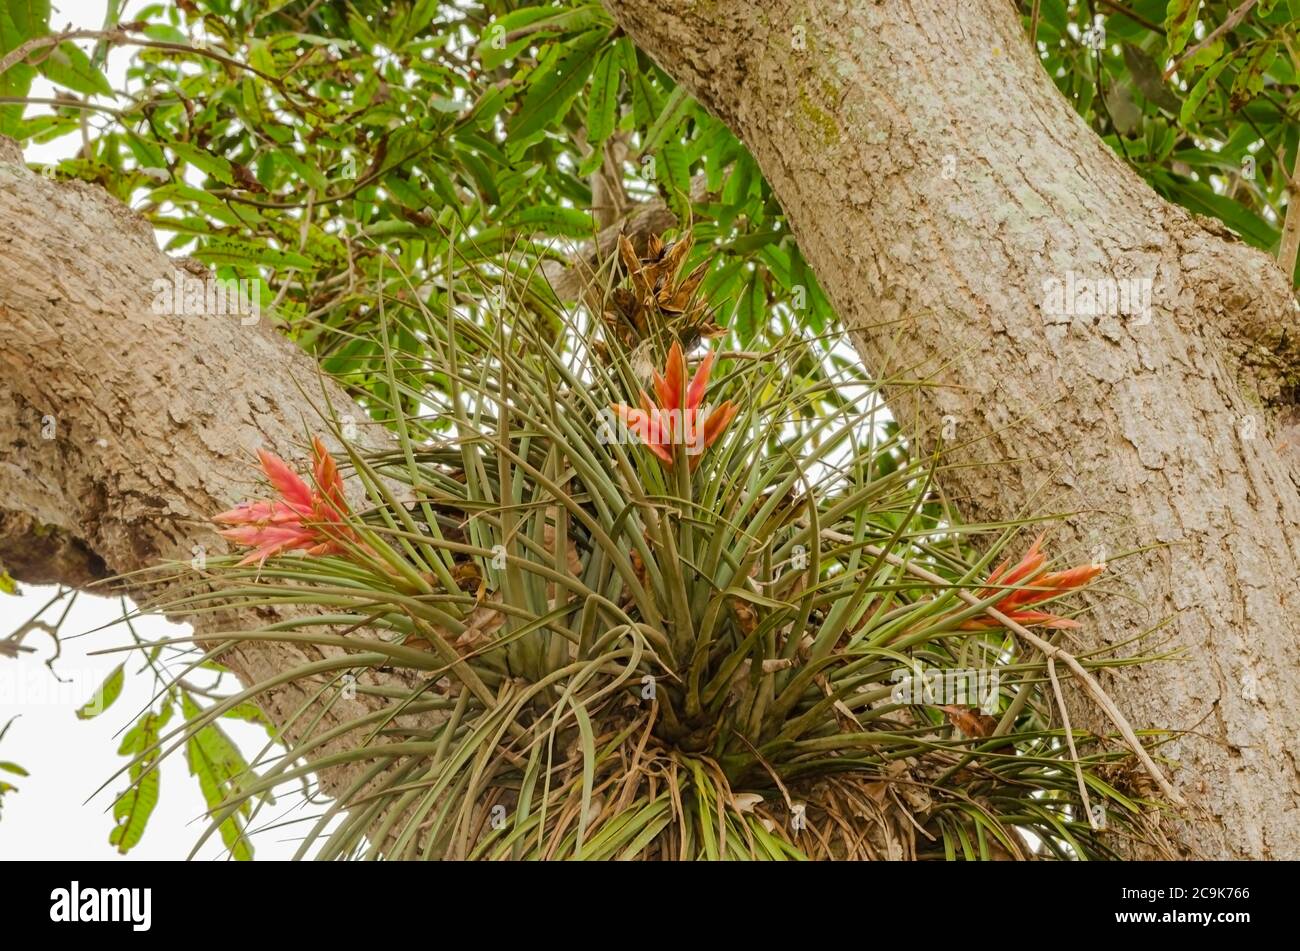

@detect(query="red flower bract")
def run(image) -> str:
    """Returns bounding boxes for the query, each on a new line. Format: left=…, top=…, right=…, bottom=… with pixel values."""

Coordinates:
left=213, top=436, right=356, bottom=566
left=610, top=341, right=737, bottom=471
left=959, top=533, right=1105, bottom=630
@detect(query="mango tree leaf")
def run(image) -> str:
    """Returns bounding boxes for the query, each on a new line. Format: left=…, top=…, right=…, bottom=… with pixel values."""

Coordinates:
left=182, top=693, right=256, bottom=861
left=38, top=41, right=114, bottom=97
left=584, top=47, right=620, bottom=162
left=512, top=204, right=594, bottom=237
left=641, top=85, right=693, bottom=158
left=654, top=139, right=692, bottom=221
left=479, top=6, right=559, bottom=70
left=1180, top=54, right=1232, bottom=126
left=0, top=8, right=38, bottom=135
left=384, top=172, right=432, bottom=210
left=1038, top=0, right=1068, bottom=33
left=1122, top=43, right=1180, bottom=112
left=1229, top=41, right=1278, bottom=110
left=1183, top=37, right=1224, bottom=72
left=456, top=144, right=500, bottom=206
left=1164, top=0, right=1201, bottom=59
left=1160, top=175, right=1279, bottom=248
left=166, top=140, right=234, bottom=185
left=222, top=701, right=277, bottom=739
left=109, top=766, right=158, bottom=852
left=108, top=703, right=171, bottom=854
left=195, top=237, right=314, bottom=270
left=6, top=0, right=49, bottom=39
left=508, top=28, right=605, bottom=150
left=75, top=663, right=125, bottom=720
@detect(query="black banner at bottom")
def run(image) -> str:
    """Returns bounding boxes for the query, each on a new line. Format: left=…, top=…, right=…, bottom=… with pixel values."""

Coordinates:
left=3, top=859, right=1282, bottom=936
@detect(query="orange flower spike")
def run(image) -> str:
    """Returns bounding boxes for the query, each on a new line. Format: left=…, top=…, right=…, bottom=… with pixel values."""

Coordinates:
left=692, top=399, right=737, bottom=470
left=685, top=349, right=715, bottom=410
left=213, top=437, right=358, bottom=566
left=611, top=344, right=734, bottom=471
left=960, top=534, right=1105, bottom=630
left=702, top=399, right=736, bottom=445
left=1018, top=562, right=1106, bottom=606
left=653, top=339, right=687, bottom=411
left=256, top=448, right=313, bottom=514
left=611, top=403, right=673, bottom=464
left=984, top=532, right=1046, bottom=590
left=310, top=436, right=347, bottom=517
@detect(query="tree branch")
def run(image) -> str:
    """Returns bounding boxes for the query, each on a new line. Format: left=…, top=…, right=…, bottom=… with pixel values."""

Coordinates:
left=0, top=135, right=416, bottom=798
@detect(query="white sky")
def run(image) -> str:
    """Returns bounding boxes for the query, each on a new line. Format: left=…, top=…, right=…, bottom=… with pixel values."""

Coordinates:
left=1, top=0, right=310, bottom=860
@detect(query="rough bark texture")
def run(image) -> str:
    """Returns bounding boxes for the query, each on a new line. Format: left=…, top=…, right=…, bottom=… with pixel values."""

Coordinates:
left=603, top=0, right=1300, bottom=858
left=0, top=136, right=417, bottom=797
left=4, top=0, right=1300, bottom=860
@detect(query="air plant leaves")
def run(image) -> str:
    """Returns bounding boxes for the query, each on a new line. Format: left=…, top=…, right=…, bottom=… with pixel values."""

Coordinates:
left=143, top=233, right=1168, bottom=860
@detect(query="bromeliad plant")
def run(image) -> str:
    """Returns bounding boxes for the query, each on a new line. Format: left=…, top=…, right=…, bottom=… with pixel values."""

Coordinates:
left=128, top=232, right=1175, bottom=860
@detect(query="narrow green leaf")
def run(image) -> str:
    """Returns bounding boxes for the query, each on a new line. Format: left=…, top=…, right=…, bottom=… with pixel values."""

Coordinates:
left=38, top=41, right=113, bottom=97
left=508, top=29, right=604, bottom=148
left=1179, top=54, right=1231, bottom=126
left=6, top=0, right=49, bottom=39
left=167, top=141, right=235, bottom=186
left=1229, top=41, right=1277, bottom=110
left=586, top=48, right=620, bottom=150
left=1164, top=0, right=1201, bottom=59
left=76, top=663, right=124, bottom=720
left=641, top=85, right=692, bottom=157
left=512, top=204, right=594, bottom=237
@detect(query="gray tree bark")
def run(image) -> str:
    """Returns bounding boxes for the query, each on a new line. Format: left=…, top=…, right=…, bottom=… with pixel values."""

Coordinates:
left=0, top=136, right=417, bottom=800
left=602, top=0, right=1300, bottom=858
left=5, top=0, right=1300, bottom=859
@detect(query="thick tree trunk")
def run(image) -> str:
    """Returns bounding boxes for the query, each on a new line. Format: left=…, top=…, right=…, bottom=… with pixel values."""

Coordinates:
left=603, top=0, right=1300, bottom=857
left=5, top=2, right=1300, bottom=860
left=0, top=136, right=421, bottom=799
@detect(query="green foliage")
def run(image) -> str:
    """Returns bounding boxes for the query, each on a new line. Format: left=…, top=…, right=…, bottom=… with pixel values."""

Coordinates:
left=0, top=0, right=1214, bottom=859
left=181, top=692, right=258, bottom=860
left=75, top=662, right=125, bottom=719
left=122, top=257, right=1173, bottom=860
left=1, top=0, right=835, bottom=388
left=0, top=716, right=25, bottom=819
left=110, top=701, right=171, bottom=853
left=81, top=606, right=270, bottom=858
left=2, top=2, right=1295, bottom=347
left=1022, top=0, right=1300, bottom=278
